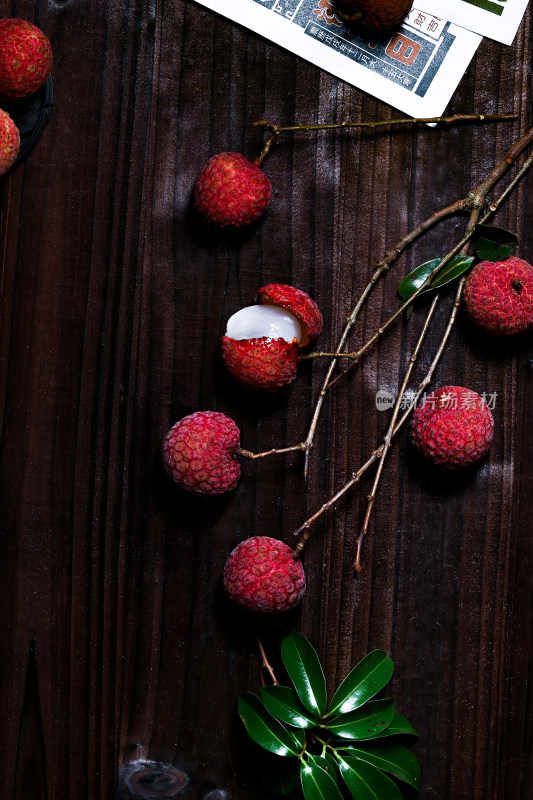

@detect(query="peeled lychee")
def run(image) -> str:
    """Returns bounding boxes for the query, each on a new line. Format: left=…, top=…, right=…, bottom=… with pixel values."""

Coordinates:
left=0, top=18, right=53, bottom=99
left=223, top=536, right=306, bottom=614
left=463, top=257, right=533, bottom=335
left=194, top=152, right=273, bottom=227
left=333, top=0, right=413, bottom=34
left=411, top=386, right=494, bottom=470
left=0, top=108, right=20, bottom=175
left=162, top=411, right=241, bottom=496
left=222, top=284, right=323, bottom=391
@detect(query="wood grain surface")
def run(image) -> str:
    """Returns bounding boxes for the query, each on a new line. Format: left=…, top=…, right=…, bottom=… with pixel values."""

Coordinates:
left=0, top=2, right=532, bottom=799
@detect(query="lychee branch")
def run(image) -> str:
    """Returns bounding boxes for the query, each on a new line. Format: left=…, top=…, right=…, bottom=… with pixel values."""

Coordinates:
left=253, top=114, right=517, bottom=165
left=293, top=275, right=465, bottom=562
left=300, top=124, right=533, bottom=423
left=353, top=293, right=440, bottom=569
left=293, top=124, right=533, bottom=564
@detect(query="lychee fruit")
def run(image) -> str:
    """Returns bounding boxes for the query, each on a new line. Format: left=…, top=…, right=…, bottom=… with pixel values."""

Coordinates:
left=223, top=536, right=306, bottom=614
left=194, top=152, right=273, bottom=227
left=221, top=284, right=323, bottom=391
left=333, top=0, right=413, bottom=34
left=411, top=385, right=494, bottom=470
left=463, top=257, right=533, bottom=335
left=0, top=108, right=20, bottom=175
left=162, top=411, right=241, bottom=496
left=0, top=18, right=53, bottom=99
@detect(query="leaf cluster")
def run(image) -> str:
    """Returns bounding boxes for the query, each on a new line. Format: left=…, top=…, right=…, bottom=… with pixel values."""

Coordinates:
left=398, top=225, right=519, bottom=301
left=239, top=633, right=420, bottom=800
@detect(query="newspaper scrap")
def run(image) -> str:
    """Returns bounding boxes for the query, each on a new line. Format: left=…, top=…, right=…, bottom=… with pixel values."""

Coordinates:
left=194, top=0, right=481, bottom=118
left=418, top=0, right=529, bottom=45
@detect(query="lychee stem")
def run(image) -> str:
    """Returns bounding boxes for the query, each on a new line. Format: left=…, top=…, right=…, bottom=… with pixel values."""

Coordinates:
left=235, top=443, right=306, bottom=461
left=253, top=114, right=517, bottom=166
left=257, top=636, right=279, bottom=686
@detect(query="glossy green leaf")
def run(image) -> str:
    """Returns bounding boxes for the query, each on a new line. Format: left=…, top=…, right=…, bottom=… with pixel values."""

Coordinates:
left=300, top=759, right=344, bottom=800
left=328, top=650, right=393, bottom=716
left=337, top=742, right=421, bottom=789
left=371, top=711, right=419, bottom=739
left=281, top=633, right=327, bottom=717
left=308, top=753, right=340, bottom=781
left=261, top=685, right=319, bottom=729
left=323, top=698, right=395, bottom=740
left=338, top=755, right=403, bottom=800
left=430, top=255, right=474, bottom=289
left=398, top=255, right=473, bottom=301
left=287, top=725, right=306, bottom=751
left=238, top=692, right=301, bottom=757
left=474, top=224, right=519, bottom=261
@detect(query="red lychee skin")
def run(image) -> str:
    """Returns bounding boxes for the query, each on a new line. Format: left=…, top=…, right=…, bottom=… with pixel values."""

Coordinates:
left=258, top=284, right=323, bottom=346
left=411, top=386, right=494, bottom=470
left=463, top=257, right=533, bottom=335
left=223, top=536, right=306, bottom=614
left=194, top=152, right=273, bottom=227
left=162, top=411, right=241, bottom=496
left=221, top=336, right=299, bottom=392
left=0, top=19, right=53, bottom=99
left=0, top=109, right=20, bottom=175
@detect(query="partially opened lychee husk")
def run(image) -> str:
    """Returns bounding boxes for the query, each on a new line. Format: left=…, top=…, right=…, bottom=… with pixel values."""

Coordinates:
left=257, top=283, right=323, bottom=346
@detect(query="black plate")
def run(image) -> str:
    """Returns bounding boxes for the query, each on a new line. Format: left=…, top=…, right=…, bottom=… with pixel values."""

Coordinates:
left=2, top=76, right=54, bottom=166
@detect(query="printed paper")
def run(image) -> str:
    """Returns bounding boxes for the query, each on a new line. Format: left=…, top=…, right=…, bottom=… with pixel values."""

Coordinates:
left=194, top=0, right=482, bottom=118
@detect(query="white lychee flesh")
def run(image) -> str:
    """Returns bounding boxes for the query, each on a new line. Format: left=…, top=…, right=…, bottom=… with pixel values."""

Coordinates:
left=225, top=305, right=302, bottom=342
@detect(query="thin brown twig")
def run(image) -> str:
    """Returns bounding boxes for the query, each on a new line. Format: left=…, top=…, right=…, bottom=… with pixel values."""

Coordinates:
left=354, top=294, right=440, bottom=569
left=253, top=114, right=518, bottom=165
left=352, top=193, right=487, bottom=568
left=257, top=636, right=279, bottom=686
left=293, top=274, right=466, bottom=557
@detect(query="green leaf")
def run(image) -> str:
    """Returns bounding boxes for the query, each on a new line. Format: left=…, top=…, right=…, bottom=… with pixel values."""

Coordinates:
left=300, top=759, right=344, bottom=800
left=261, top=685, right=319, bottom=728
left=323, top=698, right=395, bottom=740
left=338, top=755, right=403, bottom=800
left=338, top=742, right=421, bottom=789
left=430, top=255, right=474, bottom=289
left=287, top=725, right=306, bottom=750
left=238, top=692, right=301, bottom=757
left=322, top=753, right=341, bottom=780
left=307, top=753, right=340, bottom=781
left=281, top=633, right=327, bottom=717
left=328, top=650, right=393, bottom=716
left=371, top=711, right=419, bottom=739
left=398, top=255, right=474, bottom=301
left=474, top=224, right=519, bottom=261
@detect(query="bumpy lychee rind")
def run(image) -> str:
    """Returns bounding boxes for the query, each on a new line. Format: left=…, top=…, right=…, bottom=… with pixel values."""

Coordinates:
left=411, top=386, right=494, bottom=470
left=0, top=109, right=20, bottom=175
left=194, top=152, right=273, bottom=227
left=0, top=18, right=53, bottom=99
left=221, top=336, right=299, bottom=391
left=162, top=411, right=241, bottom=496
left=258, top=284, right=323, bottom=346
left=334, top=0, right=413, bottom=34
left=223, top=536, right=306, bottom=614
left=463, top=257, right=533, bottom=336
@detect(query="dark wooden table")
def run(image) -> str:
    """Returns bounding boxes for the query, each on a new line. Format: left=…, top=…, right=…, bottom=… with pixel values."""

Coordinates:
left=1, top=2, right=531, bottom=799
